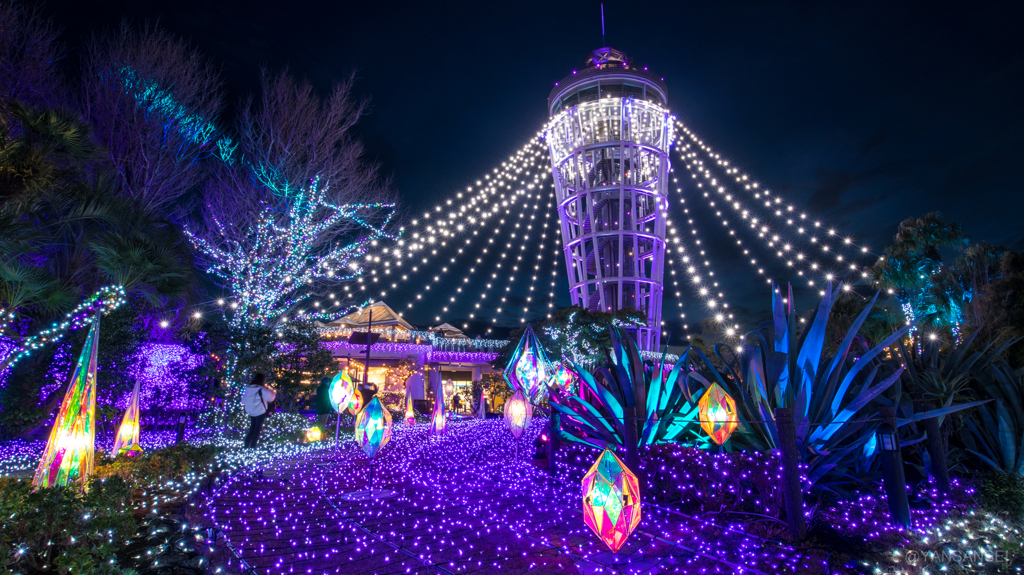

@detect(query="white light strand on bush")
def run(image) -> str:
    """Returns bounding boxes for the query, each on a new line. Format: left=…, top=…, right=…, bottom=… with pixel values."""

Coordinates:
left=674, top=122, right=873, bottom=284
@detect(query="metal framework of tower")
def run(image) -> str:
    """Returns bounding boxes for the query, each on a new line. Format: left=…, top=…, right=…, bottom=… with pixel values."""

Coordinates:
left=545, top=48, right=674, bottom=351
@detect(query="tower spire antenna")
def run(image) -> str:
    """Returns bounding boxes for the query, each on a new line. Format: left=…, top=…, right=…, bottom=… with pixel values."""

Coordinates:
left=601, top=3, right=606, bottom=46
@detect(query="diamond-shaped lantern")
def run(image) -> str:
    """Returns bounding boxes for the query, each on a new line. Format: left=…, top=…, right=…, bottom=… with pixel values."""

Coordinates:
left=355, top=396, right=392, bottom=458
left=698, top=382, right=738, bottom=445
left=443, top=378, right=455, bottom=399
left=503, top=324, right=550, bottom=404
left=328, top=371, right=355, bottom=414
left=503, top=390, right=532, bottom=439
left=429, top=389, right=446, bottom=436
left=582, top=449, right=641, bottom=553
left=547, top=361, right=578, bottom=395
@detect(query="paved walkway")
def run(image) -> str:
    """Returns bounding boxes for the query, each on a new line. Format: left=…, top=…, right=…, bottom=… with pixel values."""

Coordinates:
left=206, top=419, right=808, bottom=574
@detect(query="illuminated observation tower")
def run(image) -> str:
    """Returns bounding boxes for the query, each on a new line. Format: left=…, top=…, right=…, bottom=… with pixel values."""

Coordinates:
left=545, top=48, right=674, bottom=351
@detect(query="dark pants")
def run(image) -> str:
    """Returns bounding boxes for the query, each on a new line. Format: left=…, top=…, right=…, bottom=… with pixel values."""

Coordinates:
left=244, top=413, right=267, bottom=448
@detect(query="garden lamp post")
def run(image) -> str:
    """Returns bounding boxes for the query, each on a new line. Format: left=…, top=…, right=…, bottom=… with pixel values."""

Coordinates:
left=878, top=406, right=912, bottom=529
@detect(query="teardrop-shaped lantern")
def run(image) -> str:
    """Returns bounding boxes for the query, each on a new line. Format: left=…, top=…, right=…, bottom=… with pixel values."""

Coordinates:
left=698, top=382, right=738, bottom=445
left=355, top=397, right=392, bottom=459
left=503, top=390, right=532, bottom=439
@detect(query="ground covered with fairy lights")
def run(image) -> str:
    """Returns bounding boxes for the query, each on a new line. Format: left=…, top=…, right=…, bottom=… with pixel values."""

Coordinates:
left=186, top=418, right=1020, bottom=575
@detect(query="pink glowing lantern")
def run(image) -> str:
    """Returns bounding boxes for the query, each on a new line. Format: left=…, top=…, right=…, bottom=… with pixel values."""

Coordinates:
left=503, top=390, right=532, bottom=439
left=429, top=390, right=446, bottom=436
left=503, top=324, right=550, bottom=404
left=582, top=449, right=641, bottom=553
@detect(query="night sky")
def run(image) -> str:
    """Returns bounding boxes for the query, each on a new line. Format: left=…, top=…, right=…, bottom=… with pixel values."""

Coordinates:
left=42, top=0, right=1024, bottom=339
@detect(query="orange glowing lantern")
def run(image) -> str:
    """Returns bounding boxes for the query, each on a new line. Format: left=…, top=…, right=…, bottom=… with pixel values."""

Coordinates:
left=698, top=383, right=738, bottom=445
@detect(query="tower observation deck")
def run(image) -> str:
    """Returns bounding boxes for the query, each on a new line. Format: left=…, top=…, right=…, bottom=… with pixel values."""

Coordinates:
left=544, top=48, right=674, bottom=351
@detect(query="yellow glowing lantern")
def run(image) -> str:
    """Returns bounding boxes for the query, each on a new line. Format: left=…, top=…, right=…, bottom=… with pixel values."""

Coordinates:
left=698, top=383, right=738, bottom=445
left=305, top=427, right=323, bottom=442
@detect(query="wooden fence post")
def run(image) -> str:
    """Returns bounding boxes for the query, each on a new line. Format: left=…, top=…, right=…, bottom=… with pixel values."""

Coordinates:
left=775, top=407, right=807, bottom=540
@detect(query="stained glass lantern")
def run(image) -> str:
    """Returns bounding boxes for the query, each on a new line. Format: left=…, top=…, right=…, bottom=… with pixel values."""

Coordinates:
left=328, top=371, right=354, bottom=414
left=305, top=427, right=323, bottom=442
left=548, top=361, right=578, bottom=394
left=112, top=378, right=143, bottom=457
left=698, top=382, right=738, bottom=445
left=355, top=397, right=392, bottom=459
left=429, top=390, right=446, bottom=436
left=347, top=389, right=364, bottom=416
left=503, top=390, right=532, bottom=439
left=404, top=390, right=416, bottom=426
left=33, top=317, right=101, bottom=489
left=582, top=449, right=641, bottom=553
left=503, top=324, right=550, bottom=404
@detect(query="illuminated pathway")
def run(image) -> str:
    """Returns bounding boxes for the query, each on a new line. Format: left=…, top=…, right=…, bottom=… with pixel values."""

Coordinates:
left=206, top=419, right=812, bottom=574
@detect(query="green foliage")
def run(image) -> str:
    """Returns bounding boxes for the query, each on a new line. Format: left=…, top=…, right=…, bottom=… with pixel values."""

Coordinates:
left=93, top=444, right=219, bottom=489
left=979, top=471, right=1024, bottom=521
left=269, top=319, right=335, bottom=411
left=0, top=476, right=138, bottom=574
left=962, top=361, right=1024, bottom=474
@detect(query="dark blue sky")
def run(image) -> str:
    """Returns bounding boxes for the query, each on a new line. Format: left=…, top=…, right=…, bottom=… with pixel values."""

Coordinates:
left=44, top=0, right=1024, bottom=338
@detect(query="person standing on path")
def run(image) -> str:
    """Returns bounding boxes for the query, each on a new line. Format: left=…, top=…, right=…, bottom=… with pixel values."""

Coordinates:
left=242, top=373, right=276, bottom=448
left=314, top=376, right=333, bottom=429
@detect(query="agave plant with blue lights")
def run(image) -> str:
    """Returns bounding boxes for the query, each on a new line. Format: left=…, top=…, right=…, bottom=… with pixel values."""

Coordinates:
left=688, top=283, right=987, bottom=491
left=549, top=326, right=707, bottom=452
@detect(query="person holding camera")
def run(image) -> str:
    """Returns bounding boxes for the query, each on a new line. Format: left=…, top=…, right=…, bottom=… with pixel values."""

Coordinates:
left=242, top=372, right=276, bottom=448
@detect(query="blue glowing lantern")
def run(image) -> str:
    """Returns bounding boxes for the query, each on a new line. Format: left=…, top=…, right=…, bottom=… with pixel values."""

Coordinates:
left=328, top=371, right=354, bottom=414
left=355, top=397, right=392, bottom=459
left=503, top=324, right=550, bottom=404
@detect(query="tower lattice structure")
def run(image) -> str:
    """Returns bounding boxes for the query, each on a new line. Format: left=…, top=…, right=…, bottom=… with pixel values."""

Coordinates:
left=545, top=47, right=674, bottom=351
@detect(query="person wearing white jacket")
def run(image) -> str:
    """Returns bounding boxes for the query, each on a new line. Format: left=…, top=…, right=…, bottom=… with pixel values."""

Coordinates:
left=241, top=373, right=276, bottom=448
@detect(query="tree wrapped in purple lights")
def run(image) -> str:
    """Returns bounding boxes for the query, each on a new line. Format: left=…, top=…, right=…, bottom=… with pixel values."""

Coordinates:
left=503, top=324, right=550, bottom=404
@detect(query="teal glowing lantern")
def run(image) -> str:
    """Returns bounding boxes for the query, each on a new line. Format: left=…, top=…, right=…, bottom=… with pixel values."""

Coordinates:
left=328, top=371, right=354, bottom=413
left=354, top=397, right=392, bottom=459
left=503, top=324, right=550, bottom=404
left=548, top=361, right=578, bottom=395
